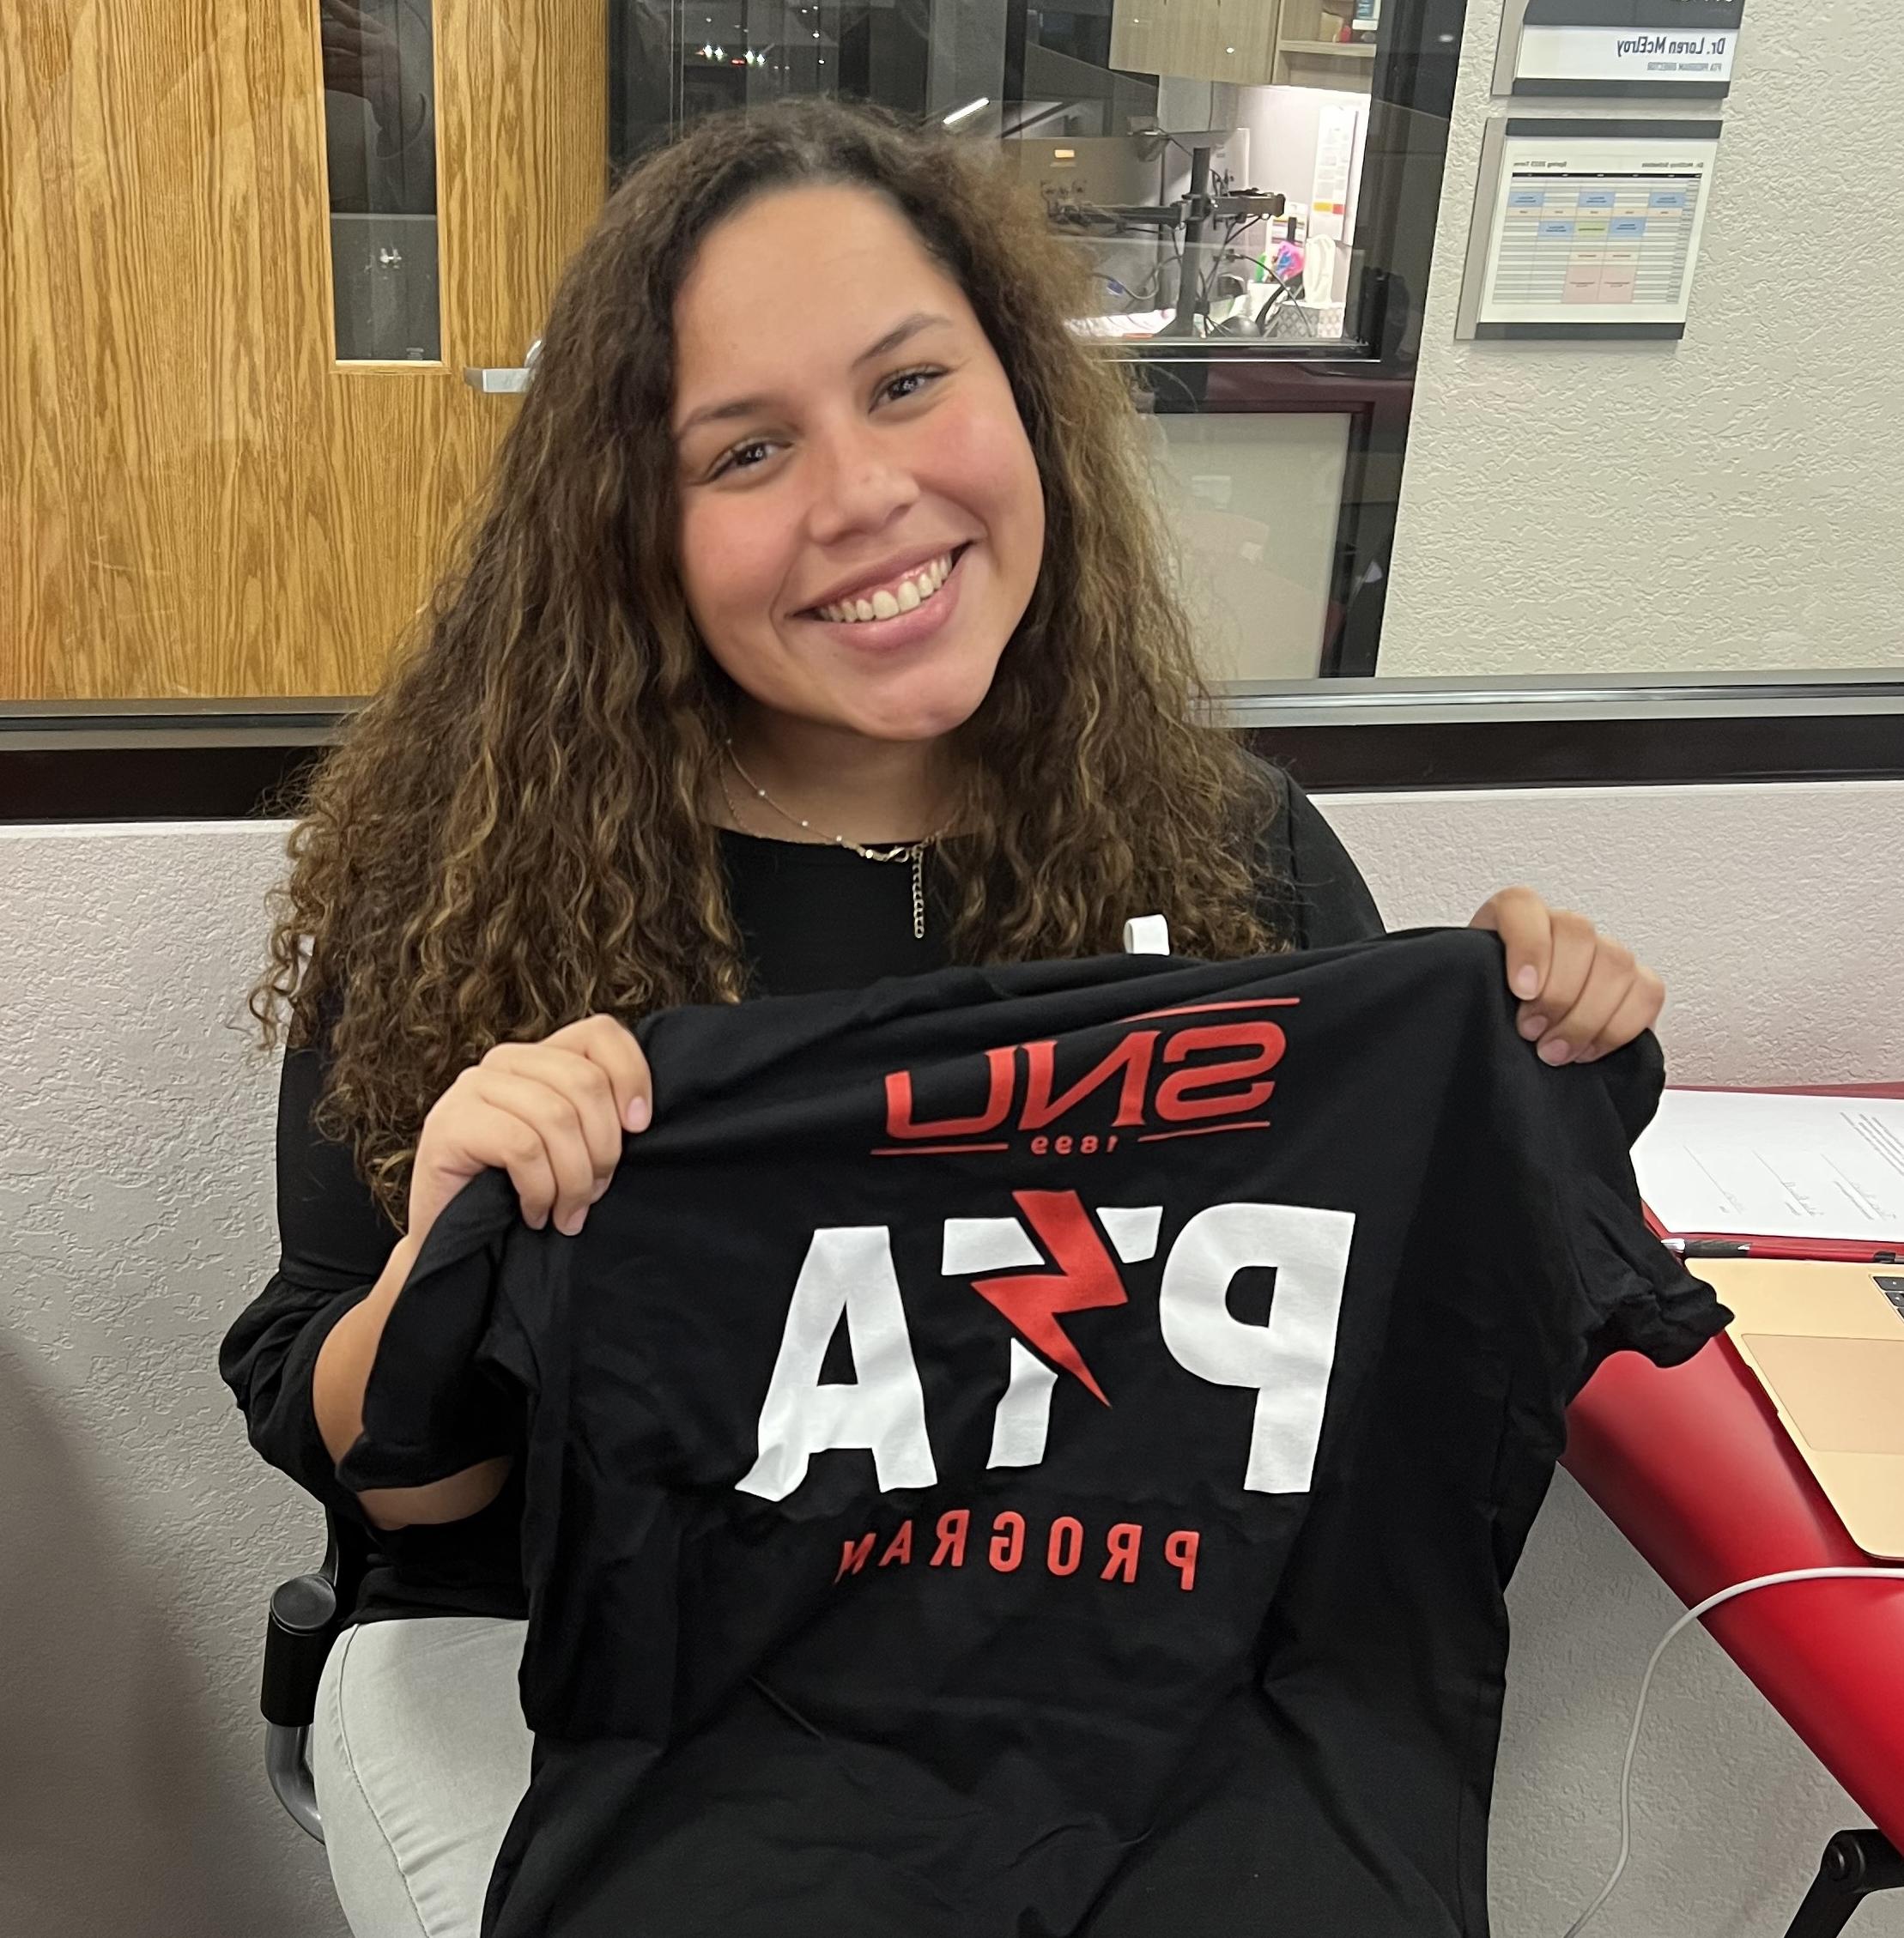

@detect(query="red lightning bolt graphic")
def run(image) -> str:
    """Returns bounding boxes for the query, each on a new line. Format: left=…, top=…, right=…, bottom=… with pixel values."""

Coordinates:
left=970, top=1190, right=1128, bottom=1405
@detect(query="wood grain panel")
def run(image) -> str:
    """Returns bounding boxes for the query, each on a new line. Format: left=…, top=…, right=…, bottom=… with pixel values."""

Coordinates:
left=1109, top=0, right=1280, bottom=87
left=1, top=0, right=606, bottom=702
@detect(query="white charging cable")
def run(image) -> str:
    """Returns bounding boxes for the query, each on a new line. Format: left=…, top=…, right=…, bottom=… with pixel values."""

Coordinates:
left=1562, top=1565, right=1904, bottom=1936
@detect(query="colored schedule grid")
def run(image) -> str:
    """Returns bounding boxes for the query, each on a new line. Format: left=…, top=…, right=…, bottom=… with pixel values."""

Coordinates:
left=1489, top=172, right=1699, bottom=307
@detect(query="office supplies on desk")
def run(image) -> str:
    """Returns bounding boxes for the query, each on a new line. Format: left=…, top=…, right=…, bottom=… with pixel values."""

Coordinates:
left=1696, top=1259, right=1904, bottom=1559
left=1633, top=1088, right=1904, bottom=1263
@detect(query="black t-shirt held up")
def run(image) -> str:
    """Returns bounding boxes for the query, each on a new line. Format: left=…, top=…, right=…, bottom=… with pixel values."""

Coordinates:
left=337, top=928, right=1725, bottom=1938
left=220, top=771, right=1384, bottom=1625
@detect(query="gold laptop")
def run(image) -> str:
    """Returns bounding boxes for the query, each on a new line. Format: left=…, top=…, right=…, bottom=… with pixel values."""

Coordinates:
left=1698, top=1259, right=1904, bottom=1560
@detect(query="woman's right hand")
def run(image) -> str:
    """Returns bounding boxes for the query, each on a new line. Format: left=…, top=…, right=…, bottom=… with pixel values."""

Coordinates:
left=405, top=1013, right=652, bottom=1252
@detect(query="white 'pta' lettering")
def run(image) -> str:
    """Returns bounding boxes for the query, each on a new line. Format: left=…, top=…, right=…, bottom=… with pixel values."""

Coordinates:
left=1156, top=1202, right=1355, bottom=1494
left=737, top=1226, right=938, bottom=1500
left=737, top=1202, right=1353, bottom=1503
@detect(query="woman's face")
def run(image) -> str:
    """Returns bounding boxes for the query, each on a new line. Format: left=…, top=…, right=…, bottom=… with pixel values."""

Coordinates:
left=670, top=183, right=1046, bottom=747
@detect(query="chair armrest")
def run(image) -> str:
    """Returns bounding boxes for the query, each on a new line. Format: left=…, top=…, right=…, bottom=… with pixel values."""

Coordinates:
left=261, top=1572, right=341, bottom=1729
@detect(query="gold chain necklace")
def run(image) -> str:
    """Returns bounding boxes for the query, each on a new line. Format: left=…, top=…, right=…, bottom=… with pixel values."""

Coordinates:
left=722, top=742, right=943, bottom=941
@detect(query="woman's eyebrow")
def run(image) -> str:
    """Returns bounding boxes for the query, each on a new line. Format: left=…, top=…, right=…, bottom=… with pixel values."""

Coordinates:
left=672, top=311, right=954, bottom=440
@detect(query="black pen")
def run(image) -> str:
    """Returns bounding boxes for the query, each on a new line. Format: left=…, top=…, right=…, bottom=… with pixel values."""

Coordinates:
left=1664, top=1238, right=1752, bottom=1257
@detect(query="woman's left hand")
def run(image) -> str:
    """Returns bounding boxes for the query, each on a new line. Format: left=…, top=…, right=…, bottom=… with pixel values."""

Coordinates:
left=1468, top=887, right=1664, bottom=1066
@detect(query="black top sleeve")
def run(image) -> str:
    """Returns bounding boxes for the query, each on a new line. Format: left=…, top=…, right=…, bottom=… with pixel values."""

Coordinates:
left=1446, top=941, right=1727, bottom=1405
left=333, top=1168, right=529, bottom=1494
left=217, top=1007, right=405, bottom=1526
left=1547, top=1031, right=1730, bottom=1389
left=1256, top=766, right=1386, bottom=949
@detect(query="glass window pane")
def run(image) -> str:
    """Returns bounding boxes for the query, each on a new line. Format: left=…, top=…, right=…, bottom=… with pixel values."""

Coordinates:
left=1138, top=412, right=1352, bottom=681
left=320, top=0, right=441, bottom=361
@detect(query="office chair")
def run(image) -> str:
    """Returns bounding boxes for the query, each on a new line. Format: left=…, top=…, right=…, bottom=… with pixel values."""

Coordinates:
left=259, top=1506, right=371, bottom=1841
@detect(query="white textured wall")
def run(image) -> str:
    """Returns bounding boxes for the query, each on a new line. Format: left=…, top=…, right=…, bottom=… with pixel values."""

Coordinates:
left=0, top=823, right=345, bottom=1938
left=2, top=787, right=1901, bottom=1938
left=1380, top=0, right=1903, bottom=678
left=1321, top=780, right=1904, bottom=1082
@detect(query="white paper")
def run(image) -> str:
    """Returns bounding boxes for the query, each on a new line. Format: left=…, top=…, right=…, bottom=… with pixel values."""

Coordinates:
left=1632, top=1091, right=1904, bottom=1245
left=1309, top=104, right=1361, bottom=245
left=1067, top=307, right=1174, bottom=339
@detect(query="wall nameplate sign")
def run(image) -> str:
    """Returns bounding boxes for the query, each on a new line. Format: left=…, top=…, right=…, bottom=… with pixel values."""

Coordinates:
left=1494, top=0, right=1744, bottom=99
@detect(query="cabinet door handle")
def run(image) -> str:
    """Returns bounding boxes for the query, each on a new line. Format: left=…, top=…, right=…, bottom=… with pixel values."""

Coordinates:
left=463, top=338, right=541, bottom=393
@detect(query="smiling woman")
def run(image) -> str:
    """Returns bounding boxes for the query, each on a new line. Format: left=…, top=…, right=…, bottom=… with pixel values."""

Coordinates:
left=672, top=184, right=1046, bottom=769
left=225, top=92, right=1662, bottom=1938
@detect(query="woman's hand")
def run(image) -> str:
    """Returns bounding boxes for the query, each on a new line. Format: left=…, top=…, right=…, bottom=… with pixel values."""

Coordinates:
left=407, top=1013, right=652, bottom=1250
left=1468, top=887, right=1664, bottom=1066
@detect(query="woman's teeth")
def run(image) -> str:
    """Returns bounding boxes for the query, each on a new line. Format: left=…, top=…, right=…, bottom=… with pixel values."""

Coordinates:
left=815, top=550, right=954, bottom=625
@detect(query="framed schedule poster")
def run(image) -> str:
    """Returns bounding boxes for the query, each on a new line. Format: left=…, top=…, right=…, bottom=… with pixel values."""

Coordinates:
left=1454, top=118, right=1722, bottom=341
left=1495, top=0, right=1743, bottom=99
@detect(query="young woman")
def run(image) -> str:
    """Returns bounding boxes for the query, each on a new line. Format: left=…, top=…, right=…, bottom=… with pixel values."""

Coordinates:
left=222, top=97, right=1663, bottom=1938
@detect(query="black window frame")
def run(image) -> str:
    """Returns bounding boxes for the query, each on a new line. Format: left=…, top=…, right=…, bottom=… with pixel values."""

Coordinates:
left=6, top=681, right=1903, bottom=824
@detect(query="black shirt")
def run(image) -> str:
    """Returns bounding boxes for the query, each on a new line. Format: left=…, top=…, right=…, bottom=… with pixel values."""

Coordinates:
left=220, top=771, right=1385, bottom=1623
left=337, top=930, right=1724, bottom=1938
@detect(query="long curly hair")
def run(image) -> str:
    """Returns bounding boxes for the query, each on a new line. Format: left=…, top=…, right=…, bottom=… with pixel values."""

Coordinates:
left=250, top=96, right=1290, bottom=1226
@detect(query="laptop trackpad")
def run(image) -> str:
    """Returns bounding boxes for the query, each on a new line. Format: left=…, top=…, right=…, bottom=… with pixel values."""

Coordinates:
left=1743, top=1335, right=1904, bottom=1456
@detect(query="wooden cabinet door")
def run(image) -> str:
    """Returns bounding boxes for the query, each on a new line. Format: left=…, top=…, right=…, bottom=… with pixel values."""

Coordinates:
left=1109, top=0, right=1281, bottom=88
left=2, top=0, right=606, bottom=700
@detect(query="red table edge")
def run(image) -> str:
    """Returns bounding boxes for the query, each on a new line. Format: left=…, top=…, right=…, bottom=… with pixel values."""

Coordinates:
left=1563, top=1335, right=1904, bottom=1850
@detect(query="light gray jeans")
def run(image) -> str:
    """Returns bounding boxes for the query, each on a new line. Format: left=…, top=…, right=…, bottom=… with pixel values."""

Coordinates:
left=312, top=1614, right=533, bottom=1938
